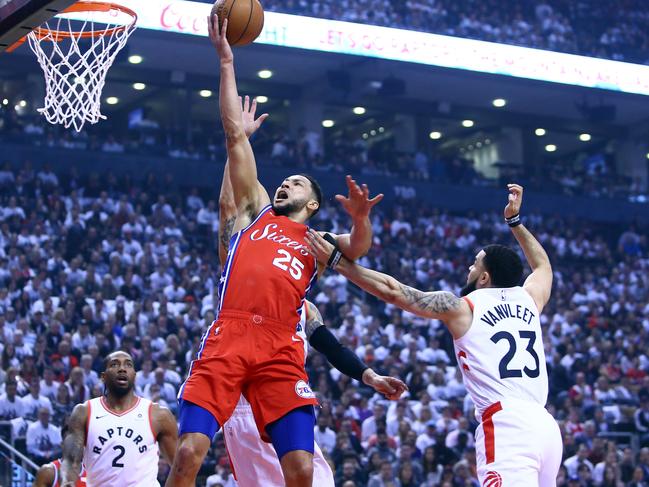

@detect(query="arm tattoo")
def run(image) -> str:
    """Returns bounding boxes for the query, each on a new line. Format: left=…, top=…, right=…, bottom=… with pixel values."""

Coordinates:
left=305, top=302, right=325, bottom=339
left=219, top=216, right=236, bottom=252
left=398, top=285, right=462, bottom=314
left=61, top=405, right=86, bottom=483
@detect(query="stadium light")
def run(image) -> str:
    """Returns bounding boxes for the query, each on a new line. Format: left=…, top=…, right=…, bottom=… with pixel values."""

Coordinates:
left=133, top=83, right=146, bottom=90
left=256, top=96, right=268, bottom=103
left=128, top=55, right=143, bottom=64
left=362, top=133, right=368, bottom=139
left=492, top=98, right=507, bottom=107
left=462, top=120, right=474, bottom=128
left=429, top=131, right=442, bottom=140
left=18, top=100, right=27, bottom=107
left=258, top=70, right=273, bottom=79
left=535, top=128, right=546, bottom=136
left=370, top=129, right=376, bottom=136
left=106, top=97, right=119, bottom=105
left=545, top=144, right=557, bottom=152
left=322, top=119, right=335, bottom=128
left=378, top=127, right=385, bottom=133
left=353, top=106, right=366, bottom=115
left=579, top=133, right=591, bottom=141
left=2, top=99, right=7, bottom=106
left=199, top=90, right=212, bottom=98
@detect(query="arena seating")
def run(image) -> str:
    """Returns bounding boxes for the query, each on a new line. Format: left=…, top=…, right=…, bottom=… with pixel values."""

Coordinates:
left=0, top=161, right=647, bottom=486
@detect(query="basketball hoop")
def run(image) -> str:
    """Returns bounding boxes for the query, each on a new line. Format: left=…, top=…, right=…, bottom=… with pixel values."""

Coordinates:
left=21, top=1, right=137, bottom=132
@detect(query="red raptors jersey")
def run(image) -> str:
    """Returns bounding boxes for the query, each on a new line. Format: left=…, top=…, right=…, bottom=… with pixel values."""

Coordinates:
left=218, top=206, right=318, bottom=326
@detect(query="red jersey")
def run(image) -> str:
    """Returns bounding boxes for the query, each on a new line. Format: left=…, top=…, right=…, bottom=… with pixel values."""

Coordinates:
left=218, top=205, right=318, bottom=326
left=50, top=459, right=86, bottom=487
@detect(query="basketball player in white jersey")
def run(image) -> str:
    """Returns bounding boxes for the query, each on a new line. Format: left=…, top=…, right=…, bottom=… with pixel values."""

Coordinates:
left=60, top=351, right=178, bottom=487
left=215, top=97, right=407, bottom=486
left=307, top=184, right=562, bottom=487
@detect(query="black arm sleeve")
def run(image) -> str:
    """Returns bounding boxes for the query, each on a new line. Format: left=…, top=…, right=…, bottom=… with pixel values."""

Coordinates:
left=308, top=326, right=369, bottom=382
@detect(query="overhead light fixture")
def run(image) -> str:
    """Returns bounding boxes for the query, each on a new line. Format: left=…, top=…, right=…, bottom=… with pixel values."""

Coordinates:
left=18, top=100, right=26, bottom=107
left=256, top=96, right=268, bottom=103
left=362, top=133, right=368, bottom=139
left=378, top=127, right=385, bottom=133
left=485, top=138, right=491, bottom=144
left=199, top=90, right=212, bottom=98
left=492, top=98, right=506, bottom=108
left=579, top=133, right=591, bottom=142
left=258, top=69, right=273, bottom=79
left=476, top=141, right=483, bottom=148
left=429, top=131, right=442, bottom=140
left=352, top=106, right=366, bottom=115
left=535, top=128, right=546, bottom=136
left=462, top=120, right=474, bottom=128
left=2, top=98, right=8, bottom=106
left=468, top=144, right=474, bottom=150
left=545, top=144, right=557, bottom=152
left=128, top=55, right=143, bottom=64
left=133, top=83, right=146, bottom=91
left=106, top=97, right=119, bottom=105
left=370, top=129, right=377, bottom=136
left=322, top=119, right=334, bottom=128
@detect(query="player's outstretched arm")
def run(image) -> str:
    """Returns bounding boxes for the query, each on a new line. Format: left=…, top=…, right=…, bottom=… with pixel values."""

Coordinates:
left=33, top=464, right=55, bottom=487
left=218, top=96, right=269, bottom=266
left=209, top=16, right=270, bottom=222
left=60, top=403, right=88, bottom=487
left=151, top=403, right=178, bottom=466
left=306, top=231, right=472, bottom=339
left=324, top=175, right=383, bottom=260
left=304, top=300, right=408, bottom=400
left=504, top=184, right=552, bottom=313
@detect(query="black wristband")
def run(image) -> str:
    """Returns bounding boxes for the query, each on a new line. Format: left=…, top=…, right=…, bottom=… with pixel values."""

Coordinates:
left=505, top=213, right=521, bottom=227
left=309, top=326, right=369, bottom=382
left=322, top=233, right=343, bottom=268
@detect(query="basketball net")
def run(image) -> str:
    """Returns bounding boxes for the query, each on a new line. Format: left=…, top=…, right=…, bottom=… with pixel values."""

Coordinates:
left=25, top=2, right=137, bottom=132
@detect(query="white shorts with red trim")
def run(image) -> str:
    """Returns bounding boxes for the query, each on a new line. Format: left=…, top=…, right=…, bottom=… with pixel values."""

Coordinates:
left=475, top=399, right=562, bottom=487
left=223, top=404, right=334, bottom=487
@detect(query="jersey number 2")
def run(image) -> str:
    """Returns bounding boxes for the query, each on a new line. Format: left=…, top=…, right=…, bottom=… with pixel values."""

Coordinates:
left=112, top=445, right=125, bottom=468
left=273, top=249, right=304, bottom=280
left=490, top=330, right=540, bottom=379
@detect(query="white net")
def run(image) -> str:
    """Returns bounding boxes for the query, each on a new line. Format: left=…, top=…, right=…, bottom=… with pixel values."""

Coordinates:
left=26, top=2, right=137, bottom=132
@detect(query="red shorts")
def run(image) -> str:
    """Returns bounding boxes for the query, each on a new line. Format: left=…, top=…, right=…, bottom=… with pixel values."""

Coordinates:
left=180, top=310, right=318, bottom=442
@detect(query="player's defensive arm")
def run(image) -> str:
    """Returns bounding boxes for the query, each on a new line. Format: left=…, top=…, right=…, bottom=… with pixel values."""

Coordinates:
left=209, top=16, right=270, bottom=219
left=504, top=184, right=552, bottom=313
left=327, top=176, right=383, bottom=260
left=60, top=403, right=87, bottom=487
left=306, top=231, right=472, bottom=339
left=305, top=301, right=407, bottom=400
left=152, top=404, right=178, bottom=466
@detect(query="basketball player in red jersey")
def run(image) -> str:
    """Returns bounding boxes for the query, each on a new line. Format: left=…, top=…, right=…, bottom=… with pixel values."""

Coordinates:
left=34, top=459, right=86, bottom=487
left=166, top=17, right=383, bottom=487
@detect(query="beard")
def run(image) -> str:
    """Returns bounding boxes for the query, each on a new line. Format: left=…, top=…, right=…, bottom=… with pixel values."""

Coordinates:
left=460, top=277, right=478, bottom=297
left=109, top=381, right=133, bottom=397
left=273, top=198, right=307, bottom=217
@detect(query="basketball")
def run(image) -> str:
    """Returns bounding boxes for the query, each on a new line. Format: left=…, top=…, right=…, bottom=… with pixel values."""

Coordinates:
left=212, top=0, right=265, bottom=47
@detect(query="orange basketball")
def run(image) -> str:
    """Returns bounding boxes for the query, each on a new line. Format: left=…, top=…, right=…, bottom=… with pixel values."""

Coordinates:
left=212, top=0, right=265, bottom=47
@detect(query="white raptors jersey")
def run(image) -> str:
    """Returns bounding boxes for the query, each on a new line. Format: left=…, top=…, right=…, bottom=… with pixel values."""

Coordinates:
left=454, top=287, right=548, bottom=417
left=83, top=396, right=160, bottom=487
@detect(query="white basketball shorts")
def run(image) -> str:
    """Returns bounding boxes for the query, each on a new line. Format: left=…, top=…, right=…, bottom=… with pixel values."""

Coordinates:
left=475, top=399, right=562, bottom=487
left=222, top=404, right=334, bottom=487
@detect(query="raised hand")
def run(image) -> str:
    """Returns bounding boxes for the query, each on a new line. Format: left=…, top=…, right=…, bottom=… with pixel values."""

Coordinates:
left=207, top=15, right=233, bottom=64
left=362, top=369, right=409, bottom=401
left=504, top=183, right=523, bottom=219
left=336, top=175, right=383, bottom=221
left=240, top=95, right=269, bottom=138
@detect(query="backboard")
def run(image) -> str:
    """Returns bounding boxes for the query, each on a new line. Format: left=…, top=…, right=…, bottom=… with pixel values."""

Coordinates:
left=0, top=0, right=76, bottom=52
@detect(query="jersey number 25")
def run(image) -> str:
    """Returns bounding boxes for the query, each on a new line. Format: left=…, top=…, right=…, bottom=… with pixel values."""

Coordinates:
left=273, top=249, right=304, bottom=280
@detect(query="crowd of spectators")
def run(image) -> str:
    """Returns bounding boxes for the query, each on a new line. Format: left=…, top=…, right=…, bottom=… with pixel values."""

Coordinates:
left=0, top=160, right=647, bottom=486
left=201, top=0, right=649, bottom=64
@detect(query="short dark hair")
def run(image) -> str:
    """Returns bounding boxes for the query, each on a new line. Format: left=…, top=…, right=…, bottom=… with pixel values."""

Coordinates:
left=299, top=173, right=322, bottom=217
left=103, top=350, right=132, bottom=370
left=482, top=244, right=523, bottom=288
